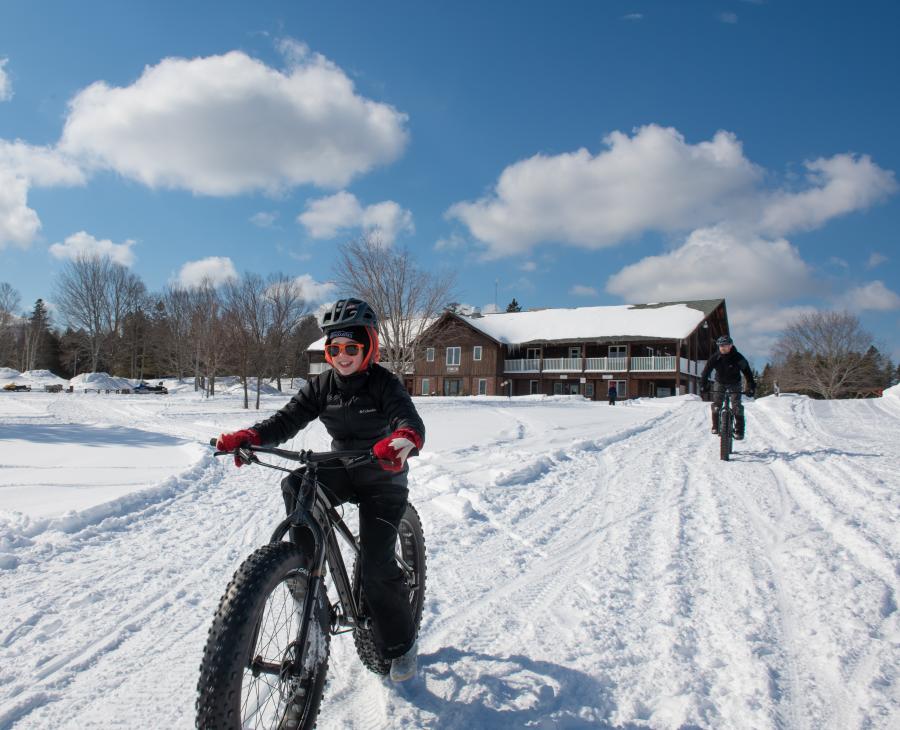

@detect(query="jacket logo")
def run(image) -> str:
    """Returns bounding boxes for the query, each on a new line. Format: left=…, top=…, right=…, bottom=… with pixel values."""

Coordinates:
left=358, top=408, right=376, bottom=414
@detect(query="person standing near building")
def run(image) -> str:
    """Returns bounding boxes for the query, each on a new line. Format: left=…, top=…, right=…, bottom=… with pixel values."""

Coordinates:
left=608, top=382, right=617, bottom=406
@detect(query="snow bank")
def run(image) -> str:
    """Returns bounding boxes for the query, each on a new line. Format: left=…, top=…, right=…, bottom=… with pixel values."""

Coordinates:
left=0, top=367, right=22, bottom=380
left=884, top=382, right=900, bottom=399
left=69, top=372, right=133, bottom=390
left=21, top=370, right=68, bottom=386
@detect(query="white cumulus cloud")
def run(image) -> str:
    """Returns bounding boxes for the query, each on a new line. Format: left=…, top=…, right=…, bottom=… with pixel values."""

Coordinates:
left=835, top=281, right=900, bottom=312
left=760, top=154, right=897, bottom=235
left=297, top=191, right=413, bottom=244
left=250, top=211, right=278, bottom=228
left=59, top=47, right=408, bottom=195
left=866, top=252, right=887, bottom=269
left=292, top=274, right=337, bottom=303
left=606, top=225, right=815, bottom=308
left=447, top=125, right=896, bottom=259
left=49, top=231, right=137, bottom=266
left=570, top=284, right=599, bottom=297
left=175, top=257, right=238, bottom=289
left=0, top=170, right=40, bottom=248
left=0, top=58, right=12, bottom=102
left=0, top=140, right=86, bottom=249
left=447, top=125, right=762, bottom=257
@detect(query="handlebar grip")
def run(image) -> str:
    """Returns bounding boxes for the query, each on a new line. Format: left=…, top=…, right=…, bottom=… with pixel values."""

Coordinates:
left=209, top=438, right=217, bottom=447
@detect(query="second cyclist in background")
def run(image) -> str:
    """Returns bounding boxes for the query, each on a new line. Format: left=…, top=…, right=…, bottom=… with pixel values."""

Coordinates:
left=700, top=335, right=756, bottom=440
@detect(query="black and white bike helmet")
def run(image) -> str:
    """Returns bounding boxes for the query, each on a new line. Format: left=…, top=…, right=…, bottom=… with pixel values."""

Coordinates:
left=320, top=298, right=378, bottom=332
left=716, top=335, right=734, bottom=346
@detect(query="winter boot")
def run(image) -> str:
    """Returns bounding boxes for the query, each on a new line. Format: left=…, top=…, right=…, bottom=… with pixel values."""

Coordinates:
left=390, top=641, right=418, bottom=682
left=710, top=409, right=719, bottom=435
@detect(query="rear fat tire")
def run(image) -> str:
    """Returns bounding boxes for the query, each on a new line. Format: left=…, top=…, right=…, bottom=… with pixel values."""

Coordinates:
left=353, top=503, right=427, bottom=675
left=196, top=542, right=330, bottom=729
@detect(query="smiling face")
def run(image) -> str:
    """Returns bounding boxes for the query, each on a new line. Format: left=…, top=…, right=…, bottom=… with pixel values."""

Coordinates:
left=328, top=336, right=366, bottom=376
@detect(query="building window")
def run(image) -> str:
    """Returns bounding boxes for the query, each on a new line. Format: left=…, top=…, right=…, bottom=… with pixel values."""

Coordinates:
left=477, top=378, right=487, bottom=395
left=609, top=345, right=627, bottom=358
left=553, top=382, right=564, bottom=395
left=446, top=346, right=461, bottom=366
left=421, top=378, right=430, bottom=395
left=426, top=347, right=435, bottom=362
left=529, top=380, right=539, bottom=395
left=585, top=382, right=594, bottom=397
left=569, top=346, right=580, bottom=359
left=473, top=345, right=483, bottom=361
left=526, top=347, right=540, bottom=360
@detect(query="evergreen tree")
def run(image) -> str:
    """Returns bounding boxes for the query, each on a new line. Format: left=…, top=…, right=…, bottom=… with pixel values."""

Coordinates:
left=23, top=299, right=54, bottom=371
left=506, top=298, right=522, bottom=312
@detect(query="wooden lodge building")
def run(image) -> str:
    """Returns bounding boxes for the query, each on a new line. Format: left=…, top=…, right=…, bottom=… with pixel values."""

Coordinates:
left=411, top=299, right=729, bottom=399
left=309, top=299, right=730, bottom=401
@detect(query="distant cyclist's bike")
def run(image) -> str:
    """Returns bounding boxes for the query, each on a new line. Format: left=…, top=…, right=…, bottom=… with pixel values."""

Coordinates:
left=196, top=441, right=426, bottom=729
left=712, top=383, right=748, bottom=461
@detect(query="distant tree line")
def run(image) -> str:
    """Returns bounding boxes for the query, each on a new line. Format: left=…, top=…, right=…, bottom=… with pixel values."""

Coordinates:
left=0, top=261, right=322, bottom=409
left=0, top=234, right=457, bottom=409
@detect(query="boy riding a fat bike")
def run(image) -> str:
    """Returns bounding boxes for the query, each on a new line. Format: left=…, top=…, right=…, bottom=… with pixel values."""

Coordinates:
left=216, top=297, right=425, bottom=683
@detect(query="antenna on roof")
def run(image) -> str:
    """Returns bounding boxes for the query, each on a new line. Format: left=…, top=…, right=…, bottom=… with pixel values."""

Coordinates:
left=494, top=278, right=498, bottom=311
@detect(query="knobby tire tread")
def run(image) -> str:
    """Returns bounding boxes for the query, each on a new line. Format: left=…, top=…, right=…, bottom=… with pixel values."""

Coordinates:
left=196, top=542, right=329, bottom=729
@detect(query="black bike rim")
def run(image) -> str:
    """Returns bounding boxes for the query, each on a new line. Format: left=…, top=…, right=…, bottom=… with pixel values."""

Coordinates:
left=239, top=570, right=321, bottom=729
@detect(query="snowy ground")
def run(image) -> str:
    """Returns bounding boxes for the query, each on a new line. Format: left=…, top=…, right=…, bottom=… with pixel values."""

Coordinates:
left=0, top=387, right=897, bottom=729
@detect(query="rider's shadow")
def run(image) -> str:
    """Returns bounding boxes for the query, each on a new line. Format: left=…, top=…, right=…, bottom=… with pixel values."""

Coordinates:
left=392, top=646, right=646, bottom=729
left=729, top=447, right=881, bottom=463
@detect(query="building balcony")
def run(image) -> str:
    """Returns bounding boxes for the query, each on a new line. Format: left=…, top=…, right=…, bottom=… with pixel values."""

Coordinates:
left=585, top=357, right=628, bottom=372
left=630, top=356, right=676, bottom=372
left=504, top=358, right=541, bottom=372
left=543, top=357, right=583, bottom=371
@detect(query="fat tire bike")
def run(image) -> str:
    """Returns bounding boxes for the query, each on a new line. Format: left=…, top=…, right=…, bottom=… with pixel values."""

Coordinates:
left=712, top=383, right=748, bottom=461
left=196, top=441, right=427, bottom=729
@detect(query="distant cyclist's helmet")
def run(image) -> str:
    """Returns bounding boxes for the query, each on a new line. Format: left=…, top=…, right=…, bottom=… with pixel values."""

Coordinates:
left=716, top=335, right=734, bottom=346
left=320, top=298, right=378, bottom=332
left=321, top=299, right=380, bottom=369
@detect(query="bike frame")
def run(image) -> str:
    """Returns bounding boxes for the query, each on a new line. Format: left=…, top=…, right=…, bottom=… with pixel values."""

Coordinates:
left=212, top=441, right=414, bottom=680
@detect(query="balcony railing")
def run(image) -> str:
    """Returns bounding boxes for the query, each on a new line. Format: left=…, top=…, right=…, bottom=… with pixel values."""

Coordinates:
left=504, top=359, right=541, bottom=372
left=630, top=356, right=676, bottom=372
left=543, top=357, right=583, bottom=371
left=585, top=357, right=628, bottom=372
left=503, top=355, right=690, bottom=374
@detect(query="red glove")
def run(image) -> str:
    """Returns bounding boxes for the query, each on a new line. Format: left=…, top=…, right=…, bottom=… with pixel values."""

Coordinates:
left=216, top=428, right=262, bottom=467
left=373, top=428, right=423, bottom=472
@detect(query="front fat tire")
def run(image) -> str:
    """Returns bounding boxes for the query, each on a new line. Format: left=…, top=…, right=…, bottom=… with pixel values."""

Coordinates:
left=720, top=412, right=732, bottom=461
left=196, top=542, right=330, bottom=730
left=353, top=503, right=427, bottom=675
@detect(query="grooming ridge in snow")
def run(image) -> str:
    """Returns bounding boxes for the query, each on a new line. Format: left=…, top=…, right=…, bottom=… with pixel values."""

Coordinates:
left=0, top=389, right=897, bottom=728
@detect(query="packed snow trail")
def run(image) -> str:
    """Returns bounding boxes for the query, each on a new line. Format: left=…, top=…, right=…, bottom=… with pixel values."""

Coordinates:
left=0, top=391, right=897, bottom=728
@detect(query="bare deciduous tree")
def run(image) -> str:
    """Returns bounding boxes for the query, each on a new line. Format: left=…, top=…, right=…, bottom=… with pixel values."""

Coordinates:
left=0, top=282, right=22, bottom=368
left=333, top=233, right=456, bottom=377
left=54, top=255, right=146, bottom=372
left=265, top=274, right=311, bottom=392
left=771, top=311, right=886, bottom=399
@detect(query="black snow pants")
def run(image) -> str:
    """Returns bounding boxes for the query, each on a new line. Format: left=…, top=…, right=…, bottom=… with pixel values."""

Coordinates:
left=711, top=387, right=744, bottom=434
left=281, top=465, right=415, bottom=659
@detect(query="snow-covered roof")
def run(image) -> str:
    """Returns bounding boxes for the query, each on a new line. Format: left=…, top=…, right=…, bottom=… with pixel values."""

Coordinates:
left=457, top=300, right=721, bottom=345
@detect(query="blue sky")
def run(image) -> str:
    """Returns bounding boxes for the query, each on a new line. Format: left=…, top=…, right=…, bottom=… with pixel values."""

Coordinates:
left=2, top=0, right=899, bottom=365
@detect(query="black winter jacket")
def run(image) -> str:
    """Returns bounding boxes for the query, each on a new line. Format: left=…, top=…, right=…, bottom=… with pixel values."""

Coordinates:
left=700, top=349, right=756, bottom=390
left=251, top=364, right=425, bottom=452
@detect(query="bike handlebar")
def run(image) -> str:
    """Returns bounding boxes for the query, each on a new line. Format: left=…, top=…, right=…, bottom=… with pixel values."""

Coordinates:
left=208, top=438, right=376, bottom=469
